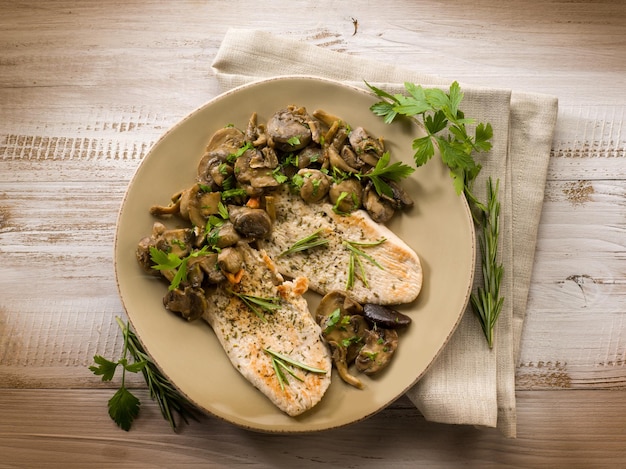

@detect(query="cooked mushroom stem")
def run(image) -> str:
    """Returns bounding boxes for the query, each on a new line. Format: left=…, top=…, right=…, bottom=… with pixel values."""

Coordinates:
left=330, top=341, right=364, bottom=389
left=149, top=191, right=183, bottom=216
left=312, top=109, right=343, bottom=127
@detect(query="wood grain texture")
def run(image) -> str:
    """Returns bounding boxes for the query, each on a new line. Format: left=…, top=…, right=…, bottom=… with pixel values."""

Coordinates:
left=1, top=390, right=625, bottom=468
left=0, top=0, right=625, bottom=466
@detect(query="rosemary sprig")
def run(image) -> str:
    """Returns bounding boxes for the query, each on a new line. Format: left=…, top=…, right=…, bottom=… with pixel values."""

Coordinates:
left=278, top=228, right=329, bottom=257
left=343, top=238, right=386, bottom=289
left=229, top=291, right=282, bottom=322
left=89, top=317, right=198, bottom=431
left=264, top=348, right=327, bottom=391
left=470, top=178, right=504, bottom=348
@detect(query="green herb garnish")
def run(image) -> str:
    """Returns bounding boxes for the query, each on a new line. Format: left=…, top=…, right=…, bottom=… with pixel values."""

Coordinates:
left=264, top=348, right=327, bottom=391
left=278, top=228, right=329, bottom=257
left=150, top=245, right=211, bottom=291
left=89, top=317, right=197, bottom=431
left=367, top=80, right=492, bottom=199
left=229, top=291, right=282, bottom=322
left=470, top=178, right=504, bottom=348
left=227, top=142, right=253, bottom=163
left=287, top=136, right=301, bottom=146
left=323, top=307, right=351, bottom=334
left=361, top=151, right=415, bottom=198
left=367, top=80, right=503, bottom=347
left=343, top=238, right=386, bottom=289
left=220, top=187, right=248, bottom=200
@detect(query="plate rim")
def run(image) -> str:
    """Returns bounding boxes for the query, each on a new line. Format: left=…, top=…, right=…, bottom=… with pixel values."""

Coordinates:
left=113, top=74, right=476, bottom=433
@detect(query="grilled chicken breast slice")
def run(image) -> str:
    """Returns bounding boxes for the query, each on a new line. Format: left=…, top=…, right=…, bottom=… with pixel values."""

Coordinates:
left=202, top=242, right=332, bottom=416
left=260, top=187, right=423, bottom=305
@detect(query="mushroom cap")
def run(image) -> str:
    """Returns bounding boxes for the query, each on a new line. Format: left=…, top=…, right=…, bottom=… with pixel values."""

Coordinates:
left=266, top=107, right=312, bottom=152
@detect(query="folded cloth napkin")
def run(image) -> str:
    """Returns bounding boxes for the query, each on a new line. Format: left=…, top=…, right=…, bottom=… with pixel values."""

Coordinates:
left=211, top=29, right=558, bottom=437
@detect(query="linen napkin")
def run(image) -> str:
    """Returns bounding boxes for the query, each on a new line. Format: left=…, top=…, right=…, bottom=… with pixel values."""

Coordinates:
left=211, top=29, right=558, bottom=437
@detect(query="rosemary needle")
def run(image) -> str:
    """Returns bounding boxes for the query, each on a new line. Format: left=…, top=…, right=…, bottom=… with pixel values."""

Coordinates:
left=278, top=228, right=329, bottom=257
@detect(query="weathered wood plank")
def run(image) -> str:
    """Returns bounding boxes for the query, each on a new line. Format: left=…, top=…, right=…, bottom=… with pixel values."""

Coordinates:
left=0, top=389, right=624, bottom=468
left=1, top=0, right=625, bottom=464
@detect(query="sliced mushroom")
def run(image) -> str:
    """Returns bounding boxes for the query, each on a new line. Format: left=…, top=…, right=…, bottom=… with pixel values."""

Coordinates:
left=199, top=157, right=233, bottom=190
left=306, top=117, right=327, bottom=145
left=355, top=327, right=399, bottom=375
left=229, top=206, right=273, bottom=239
left=341, top=145, right=364, bottom=171
left=206, top=220, right=241, bottom=248
left=363, top=183, right=396, bottom=224
left=135, top=236, right=161, bottom=275
left=297, top=169, right=330, bottom=203
left=387, top=180, right=414, bottom=208
left=363, top=303, right=412, bottom=329
left=198, top=127, right=245, bottom=183
left=245, top=112, right=268, bottom=147
left=327, top=145, right=359, bottom=174
left=217, top=246, right=244, bottom=274
left=180, top=184, right=222, bottom=228
left=186, top=252, right=221, bottom=288
left=249, top=146, right=279, bottom=170
left=234, top=147, right=281, bottom=189
left=329, top=178, right=363, bottom=213
left=316, top=291, right=369, bottom=388
left=348, top=127, right=384, bottom=157
left=329, top=341, right=363, bottom=389
left=315, top=290, right=363, bottom=324
left=163, top=286, right=208, bottom=321
left=296, top=145, right=324, bottom=169
left=154, top=228, right=194, bottom=259
left=266, top=106, right=312, bottom=152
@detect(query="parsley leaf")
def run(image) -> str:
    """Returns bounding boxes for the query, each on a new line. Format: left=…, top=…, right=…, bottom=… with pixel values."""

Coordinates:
left=361, top=151, right=415, bottom=197
left=149, top=247, right=182, bottom=271
left=89, top=355, right=119, bottom=381
left=366, top=80, right=489, bottom=197
left=108, top=387, right=140, bottom=432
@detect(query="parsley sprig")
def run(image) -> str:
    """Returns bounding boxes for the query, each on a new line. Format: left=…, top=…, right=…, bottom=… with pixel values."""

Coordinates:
left=264, top=348, right=327, bottom=391
left=89, top=317, right=197, bottom=431
left=149, top=245, right=211, bottom=291
left=367, top=81, right=492, bottom=201
left=367, top=81, right=503, bottom=348
left=361, top=151, right=415, bottom=198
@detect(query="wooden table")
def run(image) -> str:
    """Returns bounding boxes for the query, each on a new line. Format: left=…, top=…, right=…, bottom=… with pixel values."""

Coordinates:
left=1, top=1, right=625, bottom=467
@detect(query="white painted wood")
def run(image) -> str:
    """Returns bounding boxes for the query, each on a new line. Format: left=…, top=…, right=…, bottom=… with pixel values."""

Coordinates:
left=1, top=0, right=625, bottom=465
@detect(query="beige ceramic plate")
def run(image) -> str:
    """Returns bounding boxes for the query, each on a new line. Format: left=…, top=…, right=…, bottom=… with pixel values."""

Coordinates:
left=115, top=76, right=475, bottom=432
